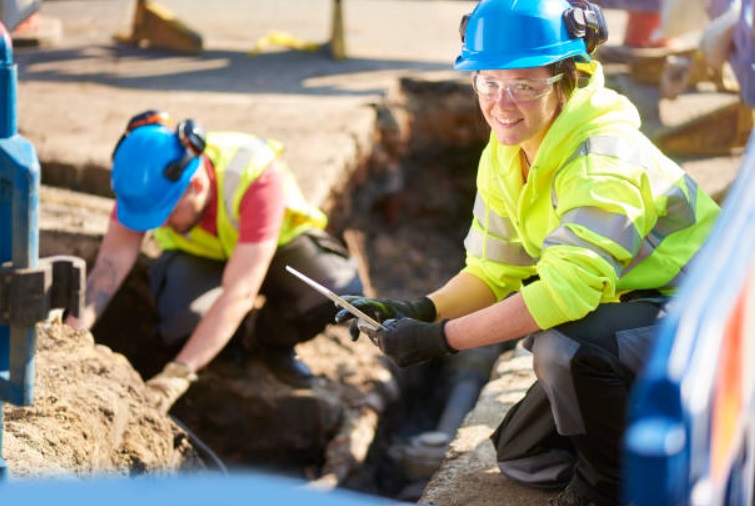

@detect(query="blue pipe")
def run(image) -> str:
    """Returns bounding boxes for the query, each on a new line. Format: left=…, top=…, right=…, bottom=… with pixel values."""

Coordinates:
left=0, top=18, right=43, bottom=481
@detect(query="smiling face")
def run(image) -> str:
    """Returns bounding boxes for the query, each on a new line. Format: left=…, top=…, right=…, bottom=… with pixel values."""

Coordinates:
left=476, top=66, right=563, bottom=159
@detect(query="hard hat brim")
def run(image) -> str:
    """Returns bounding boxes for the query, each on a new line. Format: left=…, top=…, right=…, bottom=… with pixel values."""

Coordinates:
left=454, top=42, right=590, bottom=71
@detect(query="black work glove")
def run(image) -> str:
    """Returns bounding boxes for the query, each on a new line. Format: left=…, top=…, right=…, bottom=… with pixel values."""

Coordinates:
left=363, top=318, right=457, bottom=367
left=335, top=296, right=437, bottom=341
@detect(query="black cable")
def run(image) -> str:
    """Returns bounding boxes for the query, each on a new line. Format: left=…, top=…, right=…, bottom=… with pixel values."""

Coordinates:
left=170, top=415, right=228, bottom=474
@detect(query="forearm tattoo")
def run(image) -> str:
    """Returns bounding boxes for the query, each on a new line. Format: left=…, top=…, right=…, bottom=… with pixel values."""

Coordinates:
left=86, top=258, right=120, bottom=317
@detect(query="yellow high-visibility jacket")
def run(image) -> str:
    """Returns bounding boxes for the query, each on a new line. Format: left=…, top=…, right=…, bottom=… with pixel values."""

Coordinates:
left=463, top=61, right=721, bottom=330
left=154, top=132, right=327, bottom=260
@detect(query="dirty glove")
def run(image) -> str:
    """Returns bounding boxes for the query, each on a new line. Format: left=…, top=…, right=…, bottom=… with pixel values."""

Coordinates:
left=144, top=361, right=198, bottom=414
left=363, top=318, right=457, bottom=367
left=335, top=296, right=437, bottom=341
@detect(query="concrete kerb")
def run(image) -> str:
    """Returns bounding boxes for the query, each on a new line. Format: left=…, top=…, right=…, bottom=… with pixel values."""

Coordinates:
left=420, top=347, right=549, bottom=505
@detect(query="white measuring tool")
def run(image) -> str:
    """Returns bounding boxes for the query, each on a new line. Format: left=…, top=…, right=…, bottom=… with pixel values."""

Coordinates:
left=285, top=265, right=386, bottom=331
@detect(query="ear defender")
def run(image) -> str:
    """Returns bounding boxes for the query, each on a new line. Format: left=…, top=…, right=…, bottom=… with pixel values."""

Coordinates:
left=176, top=119, right=207, bottom=156
left=563, top=0, right=608, bottom=55
left=112, top=110, right=207, bottom=182
left=459, top=13, right=470, bottom=44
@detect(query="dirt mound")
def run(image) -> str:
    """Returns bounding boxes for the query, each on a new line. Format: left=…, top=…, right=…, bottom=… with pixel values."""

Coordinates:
left=3, top=321, right=201, bottom=479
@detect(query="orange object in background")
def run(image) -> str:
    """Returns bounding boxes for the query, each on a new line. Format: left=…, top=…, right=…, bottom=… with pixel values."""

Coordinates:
left=11, top=12, right=41, bottom=34
left=710, top=291, right=745, bottom=484
left=624, top=10, right=670, bottom=47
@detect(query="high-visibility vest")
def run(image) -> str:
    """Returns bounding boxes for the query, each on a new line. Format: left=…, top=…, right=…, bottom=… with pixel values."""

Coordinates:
left=153, top=132, right=327, bottom=260
left=463, top=62, right=721, bottom=330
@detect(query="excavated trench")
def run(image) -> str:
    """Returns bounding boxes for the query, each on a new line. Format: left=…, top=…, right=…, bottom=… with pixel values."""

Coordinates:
left=44, top=76, right=508, bottom=501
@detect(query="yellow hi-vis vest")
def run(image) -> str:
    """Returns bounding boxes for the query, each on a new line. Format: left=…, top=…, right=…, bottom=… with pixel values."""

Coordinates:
left=462, top=62, right=721, bottom=330
left=153, top=132, right=327, bottom=261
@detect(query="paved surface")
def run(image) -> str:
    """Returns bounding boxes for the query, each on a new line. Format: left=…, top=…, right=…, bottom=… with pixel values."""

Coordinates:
left=11, top=1, right=747, bottom=504
left=16, top=0, right=476, bottom=208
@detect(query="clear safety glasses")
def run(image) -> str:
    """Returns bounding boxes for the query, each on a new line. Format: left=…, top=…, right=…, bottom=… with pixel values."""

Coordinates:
left=472, top=73, right=564, bottom=103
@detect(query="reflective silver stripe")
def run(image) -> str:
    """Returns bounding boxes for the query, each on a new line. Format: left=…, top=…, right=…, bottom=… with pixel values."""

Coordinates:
left=543, top=224, right=624, bottom=276
left=472, top=192, right=518, bottom=238
left=466, top=193, right=535, bottom=266
left=557, top=207, right=642, bottom=255
left=222, top=137, right=277, bottom=229
left=653, top=174, right=697, bottom=238
left=621, top=176, right=700, bottom=282
left=222, top=142, right=262, bottom=229
left=464, top=227, right=535, bottom=266
left=553, top=136, right=700, bottom=287
left=552, top=135, right=657, bottom=207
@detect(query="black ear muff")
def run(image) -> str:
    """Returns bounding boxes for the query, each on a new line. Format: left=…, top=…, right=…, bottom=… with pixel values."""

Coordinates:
left=112, top=110, right=207, bottom=182
left=162, top=149, right=196, bottom=182
left=162, top=119, right=206, bottom=182
left=563, top=0, right=608, bottom=55
left=176, top=119, right=207, bottom=156
left=459, top=13, right=470, bottom=44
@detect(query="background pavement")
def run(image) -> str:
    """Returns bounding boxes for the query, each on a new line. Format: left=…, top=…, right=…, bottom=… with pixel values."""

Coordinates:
left=16, top=0, right=477, bottom=209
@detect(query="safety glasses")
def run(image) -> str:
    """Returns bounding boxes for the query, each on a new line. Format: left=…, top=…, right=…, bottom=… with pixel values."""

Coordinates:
left=472, top=73, right=564, bottom=103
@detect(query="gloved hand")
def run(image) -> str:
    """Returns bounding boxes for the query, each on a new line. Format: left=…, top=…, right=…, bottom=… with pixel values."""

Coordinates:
left=335, top=296, right=437, bottom=341
left=144, top=361, right=198, bottom=414
left=362, top=318, right=457, bottom=367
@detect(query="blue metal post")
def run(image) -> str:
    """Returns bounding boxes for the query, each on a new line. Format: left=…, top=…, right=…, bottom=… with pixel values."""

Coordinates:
left=0, top=19, right=42, bottom=480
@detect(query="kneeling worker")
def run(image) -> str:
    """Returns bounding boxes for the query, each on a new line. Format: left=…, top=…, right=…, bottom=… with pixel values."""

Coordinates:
left=66, top=110, right=363, bottom=413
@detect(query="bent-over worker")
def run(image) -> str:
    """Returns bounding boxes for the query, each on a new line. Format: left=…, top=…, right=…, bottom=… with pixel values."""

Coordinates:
left=67, top=110, right=363, bottom=413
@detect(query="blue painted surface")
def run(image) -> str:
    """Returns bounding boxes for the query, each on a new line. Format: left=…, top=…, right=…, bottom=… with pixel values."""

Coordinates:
left=624, top=131, right=755, bottom=504
left=731, top=0, right=755, bottom=106
left=0, top=473, right=403, bottom=505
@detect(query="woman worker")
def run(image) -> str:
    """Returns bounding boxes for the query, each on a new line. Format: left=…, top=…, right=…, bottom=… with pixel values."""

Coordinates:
left=336, top=0, right=720, bottom=504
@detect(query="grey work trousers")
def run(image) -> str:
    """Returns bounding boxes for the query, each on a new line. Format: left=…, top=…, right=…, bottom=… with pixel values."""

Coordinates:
left=491, top=298, right=666, bottom=505
left=149, top=229, right=363, bottom=352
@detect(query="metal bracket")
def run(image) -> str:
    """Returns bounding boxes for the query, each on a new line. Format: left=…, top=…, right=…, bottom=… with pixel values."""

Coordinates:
left=0, top=255, right=85, bottom=326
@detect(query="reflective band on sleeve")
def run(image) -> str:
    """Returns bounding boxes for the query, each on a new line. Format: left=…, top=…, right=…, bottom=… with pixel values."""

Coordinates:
left=557, top=207, right=642, bottom=255
left=465, top=192, right=535, bottom=266
left=472, top=192, right=518, bottom=238
left=543, top=224, right=624, bottom=276
left=552, top=135, right=657, bottom=208
left=653, top=175, right=697, bottom=238
left=552, top=136, right=701, bottom=288
left=464, top=227, right=536, bottom=266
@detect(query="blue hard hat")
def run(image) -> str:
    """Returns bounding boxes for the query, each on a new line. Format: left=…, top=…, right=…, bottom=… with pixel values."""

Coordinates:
left=454, top=0, right=592, bottom=71
left=111, top=124, right=201, bottom=231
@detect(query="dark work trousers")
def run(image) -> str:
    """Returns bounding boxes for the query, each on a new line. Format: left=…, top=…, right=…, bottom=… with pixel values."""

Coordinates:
left=490, top=298, right=666, bottom=505
left=149, top=228, right=364, bottom=353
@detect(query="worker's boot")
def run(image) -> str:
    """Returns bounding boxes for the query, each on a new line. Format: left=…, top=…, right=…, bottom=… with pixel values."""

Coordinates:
left=256, top=347, right=313, bottom=389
